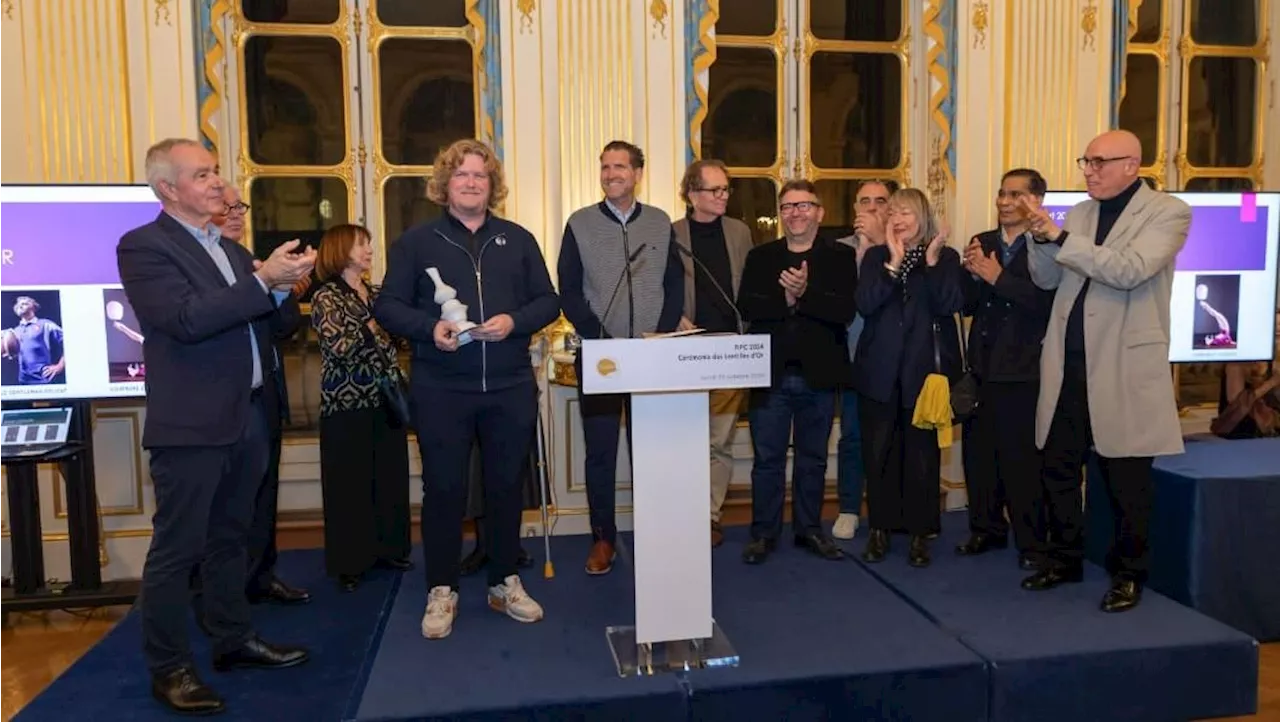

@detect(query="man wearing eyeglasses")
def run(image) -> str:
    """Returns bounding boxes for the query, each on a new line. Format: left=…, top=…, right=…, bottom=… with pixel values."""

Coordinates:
left=737, top=180, right=858, bottom=564
left=672, top=159, right=754, bottom=547
left=1020, top=130, right=1191, bottom=613
left=193, top=185, right=311, bottom=608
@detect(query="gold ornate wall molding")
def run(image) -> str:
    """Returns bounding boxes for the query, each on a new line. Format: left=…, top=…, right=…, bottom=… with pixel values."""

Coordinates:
left=0, top=0, right=199, bottom=183
left=953, top=0, right=1113, bottom=247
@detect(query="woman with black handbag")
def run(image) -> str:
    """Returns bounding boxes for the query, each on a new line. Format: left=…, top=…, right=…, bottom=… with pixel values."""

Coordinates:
left=852, top=188, right=965, bottom=568
left=311, top=224, right=413, bottom=592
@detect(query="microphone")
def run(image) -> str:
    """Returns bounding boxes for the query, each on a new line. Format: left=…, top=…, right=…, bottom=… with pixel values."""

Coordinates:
left=598, top=242, right=648, bottom=339
left=673, top=242, right=744, bottom=335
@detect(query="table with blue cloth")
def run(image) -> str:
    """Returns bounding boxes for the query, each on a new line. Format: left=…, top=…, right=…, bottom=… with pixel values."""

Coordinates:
left=1086, top=437, right=1280, bottom=642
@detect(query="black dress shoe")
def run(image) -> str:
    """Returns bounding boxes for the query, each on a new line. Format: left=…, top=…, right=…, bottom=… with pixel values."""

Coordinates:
left=741, top=537, right=776, bottom=564
left=151, top=665, right=225, bottom=715
left=1017, top=553, right=1041, bottom=571
left=862, top=529, right=890, bottom=563
left=250, top=578, right=310, bottom=605
left=908, top=535, right=931, bottom=567
left=338, top=574, right=360, bottom=592
left=955, top=533, right=1008, bottom=556
left=376, top=557, right=414, bottom=572
left=517, top=546, right=534, bottom=568
left=1101, top=578, right=1143, bottom=613
left=459, top=547, right=487, bottom=577
left=213, top=637, right=308, bottom=672
left=1020, top=565, right=1084, bottom=591
left=794, top=532, right=845, bottom=560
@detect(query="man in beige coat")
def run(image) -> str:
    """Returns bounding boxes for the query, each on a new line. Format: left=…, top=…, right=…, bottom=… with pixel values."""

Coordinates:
left=673, top=159, right=753, bottom=547
left=1021, top=130, right=1191, bottom=613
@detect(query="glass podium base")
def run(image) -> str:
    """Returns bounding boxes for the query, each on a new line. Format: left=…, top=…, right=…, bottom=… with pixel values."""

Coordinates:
left=605, top=620, right=739, bottom=677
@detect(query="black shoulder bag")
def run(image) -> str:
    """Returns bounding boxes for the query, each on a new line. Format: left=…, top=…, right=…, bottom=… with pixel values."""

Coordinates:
left=373, top=330, right=413, bottom=429
left=933, top=314, right=979, bottom=423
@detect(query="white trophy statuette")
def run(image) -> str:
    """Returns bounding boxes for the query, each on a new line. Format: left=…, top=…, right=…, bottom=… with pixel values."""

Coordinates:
left=426, top=267, right=478, bottom=346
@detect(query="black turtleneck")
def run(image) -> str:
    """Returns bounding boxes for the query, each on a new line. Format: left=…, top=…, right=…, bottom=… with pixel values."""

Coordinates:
left=688, top=215, right=736, bottom=333
left=1063, top=179, right=1143, bottom=357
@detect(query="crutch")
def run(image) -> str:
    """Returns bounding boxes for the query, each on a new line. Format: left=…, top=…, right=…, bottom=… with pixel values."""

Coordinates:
left=535, top=387, right=556, bottom=579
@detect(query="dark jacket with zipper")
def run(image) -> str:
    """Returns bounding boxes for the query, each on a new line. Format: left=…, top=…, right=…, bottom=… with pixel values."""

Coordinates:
left=374, top=212, right=560, bottom=393
left=961, top=229, right=1054, bottom=383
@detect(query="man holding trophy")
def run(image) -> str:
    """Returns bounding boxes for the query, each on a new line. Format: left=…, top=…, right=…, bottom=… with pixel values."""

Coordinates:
left=375, top=139, right=560, bottom=641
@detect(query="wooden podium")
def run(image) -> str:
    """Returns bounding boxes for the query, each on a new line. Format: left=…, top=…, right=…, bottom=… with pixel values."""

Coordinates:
left=579, top=333, right=771, bottom=676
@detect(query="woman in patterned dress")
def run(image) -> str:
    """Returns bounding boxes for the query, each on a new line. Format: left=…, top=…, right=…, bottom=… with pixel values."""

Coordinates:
left=311, top=224, right=413, bottom=592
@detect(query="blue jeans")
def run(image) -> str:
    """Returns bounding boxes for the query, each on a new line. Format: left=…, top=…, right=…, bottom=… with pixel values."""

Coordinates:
left=748, top=371, right=836, bottom=540
left=836, top=388, right=865, bottom=515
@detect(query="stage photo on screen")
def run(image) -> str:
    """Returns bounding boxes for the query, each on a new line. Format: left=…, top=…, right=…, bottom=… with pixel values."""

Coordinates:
left=102, top=288, right=145, bottom=382
left=0, top=289, right=67, bottom=387
left=1192, top=274, right=1242, bottom=349
left=1042, top=191, right=1280, bottom=363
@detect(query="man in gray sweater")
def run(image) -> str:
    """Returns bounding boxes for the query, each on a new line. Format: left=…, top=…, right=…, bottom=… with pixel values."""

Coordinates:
left=557, top=140, right=684, bottom=575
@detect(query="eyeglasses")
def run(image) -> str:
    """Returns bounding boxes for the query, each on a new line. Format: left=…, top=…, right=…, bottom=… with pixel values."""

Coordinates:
left=779, top=201, right=821, bottom=213
left=694, top=186, right=732, bottom=198
left=1076, top=156, right=1132, bottom=171
left=223, top=201, right=251, bottom=215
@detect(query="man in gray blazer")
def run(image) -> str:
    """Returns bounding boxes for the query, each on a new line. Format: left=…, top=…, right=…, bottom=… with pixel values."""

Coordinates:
left=672, top=159, right=753, bottom=546
left=1021, top=130, right=1191, bottom=613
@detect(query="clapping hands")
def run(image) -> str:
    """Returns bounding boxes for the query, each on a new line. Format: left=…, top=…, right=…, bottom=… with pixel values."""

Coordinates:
left=254, top=239, right=317, bottom=292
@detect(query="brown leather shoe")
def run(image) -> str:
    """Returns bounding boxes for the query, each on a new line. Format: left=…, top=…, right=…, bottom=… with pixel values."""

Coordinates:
left=585, top=540, right=615, bottom=575
left=710, top=522, right=724, bottom=548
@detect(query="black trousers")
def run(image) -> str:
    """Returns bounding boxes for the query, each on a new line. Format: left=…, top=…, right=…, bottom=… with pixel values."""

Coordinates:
left=190, top=425, right=283, bottom=612
left=575, top=358, right=631, bottom=545
left=245, top=428, right=284, bottom=593
left=142, top=393, right=268, bottom=674
left=1040, top=353, right=1154, bottom=580
left=961, top=380, right=1045, bottom=553
left=416, top=382, right=537, bottom=589
left=860, top=387, right=942, bottom=536
left=318, top=404, right=411, bottom=577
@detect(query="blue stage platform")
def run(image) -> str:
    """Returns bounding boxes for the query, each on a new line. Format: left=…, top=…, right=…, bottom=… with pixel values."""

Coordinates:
left=1087, top=437, right=1280, bottom=642
left=12, top=513, right=1261, bottom=722
left=863, top=513, right=1259, bottom=722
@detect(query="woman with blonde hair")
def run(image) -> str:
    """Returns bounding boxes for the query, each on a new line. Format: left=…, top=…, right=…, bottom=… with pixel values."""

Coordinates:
left=311, top=224, right=412, bottom=592
left=850, top=188, right=965, bottom=568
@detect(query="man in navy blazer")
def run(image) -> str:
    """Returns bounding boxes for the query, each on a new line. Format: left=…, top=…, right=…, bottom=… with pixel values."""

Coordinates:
left=117, top=138, right=315, bottom=716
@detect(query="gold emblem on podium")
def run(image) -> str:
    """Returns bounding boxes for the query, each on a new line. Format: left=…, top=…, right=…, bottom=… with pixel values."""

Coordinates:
left=596, top=358, right=618, bottom=376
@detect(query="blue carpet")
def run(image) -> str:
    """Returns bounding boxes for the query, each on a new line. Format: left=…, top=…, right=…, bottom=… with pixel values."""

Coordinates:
left=858, top=512, right=1259, bottom=722
left=13, top=549, right=401, bottom=722
left=355, top=528, right=988, bottom=722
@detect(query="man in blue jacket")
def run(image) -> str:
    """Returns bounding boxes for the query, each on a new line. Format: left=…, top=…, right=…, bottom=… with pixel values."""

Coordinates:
left=375, top=139, right=560, bottom=641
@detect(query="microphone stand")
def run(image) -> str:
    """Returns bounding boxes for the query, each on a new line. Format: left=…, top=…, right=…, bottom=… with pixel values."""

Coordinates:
left=620, top=220, right=636, bottom=339
left=674, top=242, right=744, bottom=335
left=598, top=242, right=648, bottom=339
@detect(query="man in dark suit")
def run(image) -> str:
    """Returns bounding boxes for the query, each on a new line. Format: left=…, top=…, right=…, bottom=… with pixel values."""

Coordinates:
left=118, top=138, right=314, bottom=715
left=958, top=168, right=1055, bottom=568
left=211, top=185, right=311, bottom=605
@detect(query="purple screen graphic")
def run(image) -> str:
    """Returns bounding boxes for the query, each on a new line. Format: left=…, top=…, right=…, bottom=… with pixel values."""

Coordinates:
left=1, top=201, right=161, bottom=286
left=1042, top=202, right=1270, bottom=273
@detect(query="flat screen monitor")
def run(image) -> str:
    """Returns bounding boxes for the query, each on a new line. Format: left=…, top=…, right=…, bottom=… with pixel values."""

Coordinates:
left=0, top=184, right=161, bottom=402
left=1041, top=190, right=1279, bottom=364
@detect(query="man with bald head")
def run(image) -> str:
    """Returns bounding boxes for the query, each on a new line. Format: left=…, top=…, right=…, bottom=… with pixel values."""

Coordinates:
left=1020, top=130, right=1190, bottom=613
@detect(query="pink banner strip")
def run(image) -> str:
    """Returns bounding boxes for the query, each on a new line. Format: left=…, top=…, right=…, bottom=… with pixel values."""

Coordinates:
left=1241, top=192, right=1257, bottom=222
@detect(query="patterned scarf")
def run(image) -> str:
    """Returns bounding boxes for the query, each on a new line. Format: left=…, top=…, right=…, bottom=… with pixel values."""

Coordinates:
left=898, top=243, right=927, bottom=298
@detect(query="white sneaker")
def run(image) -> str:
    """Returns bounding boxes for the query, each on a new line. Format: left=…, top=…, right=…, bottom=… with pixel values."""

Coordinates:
left=421, top=586, right=458, bottom=640
left=488, top=575, right=544, bottom=623
left=832, top=513, right=859, bottom=540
